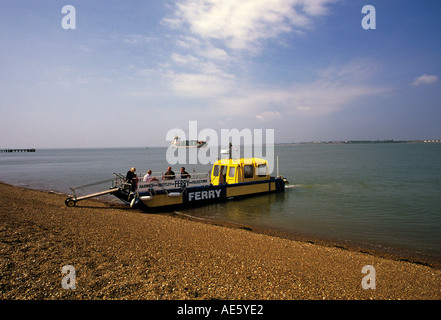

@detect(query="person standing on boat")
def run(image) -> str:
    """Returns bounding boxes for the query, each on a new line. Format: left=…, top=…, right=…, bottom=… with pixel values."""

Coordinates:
left=163, top=166, right=175, bottom=180
left=180, top=167, right=191, bottom=179
left=126, top=167, right=138, bottom=191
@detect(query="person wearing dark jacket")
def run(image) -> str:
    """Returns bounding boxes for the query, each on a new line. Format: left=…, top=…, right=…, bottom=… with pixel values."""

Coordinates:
left=163, top=167, right=175, bottom=180
left=126, top=167, right=137, bottom=191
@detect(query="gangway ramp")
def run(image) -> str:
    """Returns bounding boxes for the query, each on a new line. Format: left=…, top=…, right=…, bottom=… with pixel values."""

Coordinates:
left=75, top=187, right=120, bottom=201
left=65, top=187, right=119, bottom=207
left=65, top=176, right=124, bottom=207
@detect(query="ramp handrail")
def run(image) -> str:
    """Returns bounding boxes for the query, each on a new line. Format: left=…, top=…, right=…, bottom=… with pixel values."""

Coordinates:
left=69, top=176, right=121, bottom=199
left=70, top=178, right=115, bottom=191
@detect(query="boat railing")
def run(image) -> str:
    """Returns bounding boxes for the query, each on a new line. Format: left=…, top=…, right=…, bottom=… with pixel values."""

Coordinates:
left=113, top=173, right=131, bottom=189
left=65, top=171, right=212, bottom=206
left=134, top=171, right=211, bottom=192
left=135, top=171, right=210, bottom=182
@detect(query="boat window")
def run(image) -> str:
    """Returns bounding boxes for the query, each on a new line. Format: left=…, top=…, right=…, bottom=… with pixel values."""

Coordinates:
left=212, top=165, right=219, bottom=176
left=244, top=165, right=253, bottom=179
left=257, top=164, right=268, bottom=177
left=228, top=166, right=235, bottom=178
left=219, top=166, right=227, bottom=184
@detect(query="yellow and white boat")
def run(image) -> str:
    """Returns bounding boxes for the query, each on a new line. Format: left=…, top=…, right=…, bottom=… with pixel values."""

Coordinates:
left=65, top=145, right=288, bottom=210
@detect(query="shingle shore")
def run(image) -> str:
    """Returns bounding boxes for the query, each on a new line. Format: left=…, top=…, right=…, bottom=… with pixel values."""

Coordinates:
left=1, top=182, right=440, bottom=299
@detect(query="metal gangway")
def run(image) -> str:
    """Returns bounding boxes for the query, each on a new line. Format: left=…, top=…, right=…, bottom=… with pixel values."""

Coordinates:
left=64, top=170, right=211, bottom=207
left=64, top=174, right=127, bottom=207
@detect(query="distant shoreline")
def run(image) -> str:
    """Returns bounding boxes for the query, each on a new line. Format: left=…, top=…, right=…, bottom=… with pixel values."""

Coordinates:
left=276, top=139, right=441, bottom=146
left=2, top=139, right=441, bottom=151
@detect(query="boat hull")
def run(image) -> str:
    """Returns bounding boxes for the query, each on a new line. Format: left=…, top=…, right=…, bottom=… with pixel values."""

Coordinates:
left=113, top=177, right=286, bottom=211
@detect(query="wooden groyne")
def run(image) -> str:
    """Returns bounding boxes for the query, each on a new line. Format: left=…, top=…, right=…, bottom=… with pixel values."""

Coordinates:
left=1, top=149, right=36, bottom=153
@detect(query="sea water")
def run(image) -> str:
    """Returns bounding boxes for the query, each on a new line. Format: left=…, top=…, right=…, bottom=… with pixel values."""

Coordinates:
left=1, top=144, right=440, bottom=260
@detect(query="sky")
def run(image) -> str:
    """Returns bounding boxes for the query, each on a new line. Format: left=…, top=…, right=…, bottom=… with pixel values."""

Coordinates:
left=1, top=0, right=440, bottom=148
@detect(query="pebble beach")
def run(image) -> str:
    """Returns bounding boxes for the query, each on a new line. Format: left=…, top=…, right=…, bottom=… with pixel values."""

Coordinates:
left=1, top=182, right=440, bottom=300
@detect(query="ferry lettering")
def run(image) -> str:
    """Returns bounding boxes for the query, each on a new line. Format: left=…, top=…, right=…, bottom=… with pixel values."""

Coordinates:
left=188, top=189, right=221, bottom=201
left=175, top=179, right=189, bottom=188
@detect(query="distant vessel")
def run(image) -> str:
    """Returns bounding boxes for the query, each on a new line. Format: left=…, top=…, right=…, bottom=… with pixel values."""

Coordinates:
left=171, top=135, right=207, bottom=148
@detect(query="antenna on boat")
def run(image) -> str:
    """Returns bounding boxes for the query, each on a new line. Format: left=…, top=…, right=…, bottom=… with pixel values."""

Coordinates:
left=220, top=142, right=238, bottom=159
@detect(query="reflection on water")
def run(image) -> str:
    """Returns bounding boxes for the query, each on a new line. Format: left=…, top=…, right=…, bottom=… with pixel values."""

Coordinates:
left=183, top=191, right=287, bottom=226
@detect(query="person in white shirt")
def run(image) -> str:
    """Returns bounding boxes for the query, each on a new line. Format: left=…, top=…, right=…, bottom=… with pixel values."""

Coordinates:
left=143, top=170, right=158, bottom=182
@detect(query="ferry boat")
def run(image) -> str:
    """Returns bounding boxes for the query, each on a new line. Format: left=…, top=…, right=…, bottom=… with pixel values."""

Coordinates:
left=171, top=135, right=207, bottom=148
left=65, top=144, right=288, bottom=210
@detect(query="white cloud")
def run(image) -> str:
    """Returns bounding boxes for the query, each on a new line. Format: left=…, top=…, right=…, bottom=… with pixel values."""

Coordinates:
left=132, top=57, right=387, bottom=123
left=217, top=80, right=386, bottom=120
left=199, top=45, right=230, bottom=61
left=153, top=0, right=345, bottom=121
left=209, top=59, right=388, bottom=120
left=175, top=35, right=202, bottom=49
left=284, top=81, right=386, bottom=115
left=318, top=58, right=380, bottom=82
left=138, top=2, right=386, bottom=126
left=256, top=111, right=283, bottom=122
left=411, top=74, right=438, bottom=87
left=164, top=0, right=335, bottom=52
left=123, top=34, right=155, bottom=45
left=171, top=53, right=200, bottom=65
left=166, top=72, right=236, bottom=98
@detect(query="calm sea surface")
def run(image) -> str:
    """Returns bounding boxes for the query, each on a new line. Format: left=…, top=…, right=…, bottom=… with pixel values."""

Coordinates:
left=1, top=144, right=441, bottom=260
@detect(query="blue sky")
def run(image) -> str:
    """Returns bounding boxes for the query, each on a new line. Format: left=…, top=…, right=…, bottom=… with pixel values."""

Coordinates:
left=1, top=0, right=440, bottom=148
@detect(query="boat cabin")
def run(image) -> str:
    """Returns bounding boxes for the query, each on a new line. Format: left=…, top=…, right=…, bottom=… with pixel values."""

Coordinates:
left=211, top=158, right=270, bottom=185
